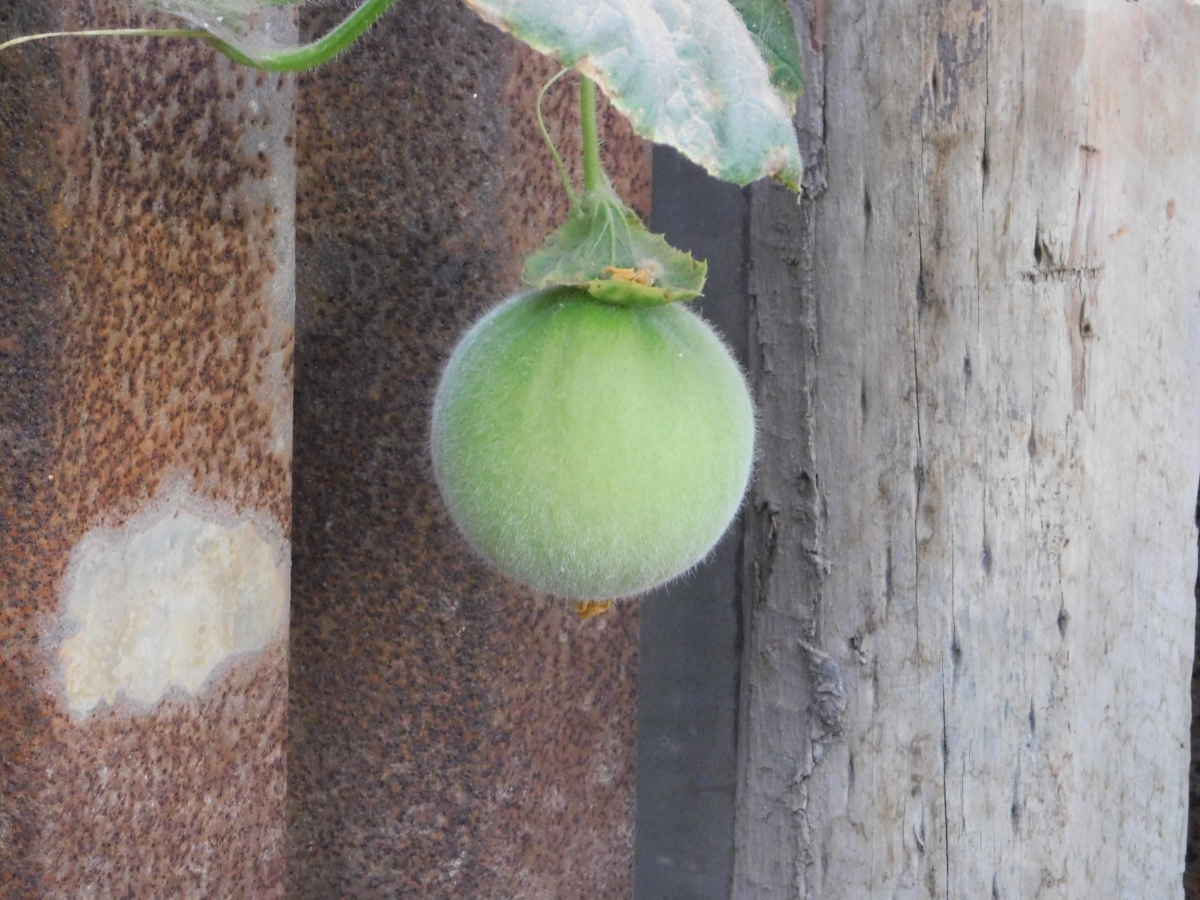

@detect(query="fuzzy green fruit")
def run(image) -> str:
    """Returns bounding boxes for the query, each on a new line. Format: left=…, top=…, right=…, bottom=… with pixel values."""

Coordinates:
left=430, top=286, right=754, bottom=599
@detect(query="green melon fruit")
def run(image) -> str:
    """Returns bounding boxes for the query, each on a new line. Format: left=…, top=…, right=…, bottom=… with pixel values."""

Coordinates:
left=430, top=286, right=754, bottom=599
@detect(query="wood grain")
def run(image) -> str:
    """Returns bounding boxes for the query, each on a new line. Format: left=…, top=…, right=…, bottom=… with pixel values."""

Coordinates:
left=736, top=2, right=1200, bottom=897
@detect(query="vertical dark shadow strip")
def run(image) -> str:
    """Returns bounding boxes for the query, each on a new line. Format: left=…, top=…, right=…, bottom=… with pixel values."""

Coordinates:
left=1185, top=487, right=1200, bottom=898
left=633, top=145, right=748, bottom=900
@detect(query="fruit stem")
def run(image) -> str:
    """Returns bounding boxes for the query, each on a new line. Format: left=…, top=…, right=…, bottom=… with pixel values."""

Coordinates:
left=580, top=76, right=604, bottom=194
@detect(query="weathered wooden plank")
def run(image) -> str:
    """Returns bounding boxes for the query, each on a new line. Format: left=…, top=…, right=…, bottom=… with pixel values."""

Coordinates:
left=736, top=2, right=1200, bottom=897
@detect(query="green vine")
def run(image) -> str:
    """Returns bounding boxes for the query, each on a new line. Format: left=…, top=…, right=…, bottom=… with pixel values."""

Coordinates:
left=210, top=0, right=397, bottom=71
left=0, top=0, right=399, bottom=71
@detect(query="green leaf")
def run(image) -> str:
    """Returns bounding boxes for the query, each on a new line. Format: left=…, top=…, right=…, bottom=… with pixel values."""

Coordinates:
left=464, top=0, right=803, bottom=190
left=727, top=0, right=804, bottom=107
left=522, top=186, right=707, bottom=306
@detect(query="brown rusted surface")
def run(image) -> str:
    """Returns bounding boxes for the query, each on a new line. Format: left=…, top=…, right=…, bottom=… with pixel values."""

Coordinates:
left=0, top=0, right=294, bottom=894
left=288, top=0, right=645, bottom=896
left=0, top=3, right=64, bottom=892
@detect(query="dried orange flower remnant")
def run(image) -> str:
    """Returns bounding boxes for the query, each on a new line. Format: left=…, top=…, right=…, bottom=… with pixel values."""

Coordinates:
left=573, top=600, right=613, bottom=619
left=602, top=265, right=656, bottom=286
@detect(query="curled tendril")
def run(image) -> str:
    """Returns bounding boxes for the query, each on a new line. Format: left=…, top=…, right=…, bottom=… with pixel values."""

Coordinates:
left=0, top=28, right=206, bottom=55
left=536, top=67, right=579, bottom=207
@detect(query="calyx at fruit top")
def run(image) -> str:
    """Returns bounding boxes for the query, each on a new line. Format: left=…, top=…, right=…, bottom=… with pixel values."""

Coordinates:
left=521, top=184, right=707, bottom=307
left=519, top=73, right=707, bottom=308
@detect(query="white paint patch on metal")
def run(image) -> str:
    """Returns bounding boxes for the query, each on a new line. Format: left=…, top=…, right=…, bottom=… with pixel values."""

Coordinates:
left=57, top=504, right=288, bottom=715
